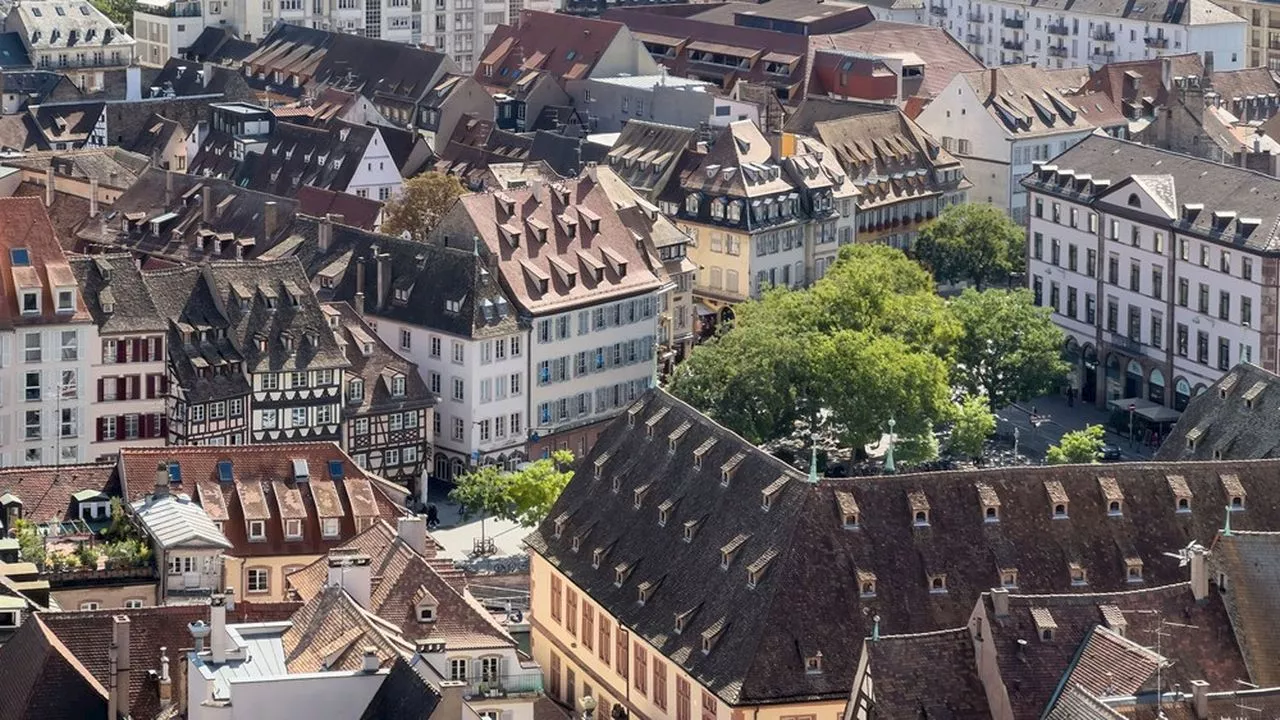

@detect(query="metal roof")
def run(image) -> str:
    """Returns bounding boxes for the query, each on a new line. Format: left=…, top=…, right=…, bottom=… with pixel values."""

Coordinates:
left=132, top=493, right=232, bottom=550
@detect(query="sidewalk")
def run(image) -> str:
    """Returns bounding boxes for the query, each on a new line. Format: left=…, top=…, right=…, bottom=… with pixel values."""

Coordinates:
left=997, top=393, right=1157, bottom=462
left=419, top=479, right=528, bottom=560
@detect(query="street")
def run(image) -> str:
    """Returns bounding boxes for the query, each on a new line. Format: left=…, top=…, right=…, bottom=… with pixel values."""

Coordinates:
left=996, top=393, right=1157, bottom=463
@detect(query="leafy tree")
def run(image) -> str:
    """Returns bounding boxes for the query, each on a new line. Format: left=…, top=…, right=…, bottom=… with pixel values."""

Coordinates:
left=381, top=172, right=465, bottom=242
left=895, top=429, right=940, bottom=465
left=450, top=450, right=575, bottom=527
left=949, top=288, right=1069, bottom=409
left=950, top=393, right=996, bottom=459
left=915, top=204, right=1025, bottom=289
left=1046, top=424, right=1105, bottom=464
left=13, top=519, right=44, bottom=568
left=92, top=0, right=136, bottom=28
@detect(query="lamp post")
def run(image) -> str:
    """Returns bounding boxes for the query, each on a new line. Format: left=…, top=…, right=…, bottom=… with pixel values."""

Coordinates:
left=883, top=417, right=896, bottom=474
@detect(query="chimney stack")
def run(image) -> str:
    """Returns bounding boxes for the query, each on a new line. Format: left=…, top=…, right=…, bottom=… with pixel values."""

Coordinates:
left=397, top=516, right=430, bottom=558
left=361, top=646, right=379, bottom=673
left=531, top=177, right=544, bottom=204
left=327, top=552, right=372, bottom=609
left=988, top=67, right=998, bottom=100
left=319, top=214, right=333, bottom=252
left=1190, top=545, right=1209, bottom=602
left=354, top=256, right=366, bottom=316
left=165, top=171, right=175, bottom=206
left=210, top=593, right=229, bottom=664
left=991, top=587, right=1009, bottom=617
left=154, top=462, right=170, bottom=498
left=436, top=681, right=467, bottom=720
left=188, top=620, right=210, bottom=653
left=202, top=61, right=215, bottom=88
left=1190, top=679, right=1209, bottom=719
left=45, top=165, right=54, bottom=207
left=89, top=178, right=99, bottom=218
left=376, top=251, right=390, bottom=310
left=158, top=647, right=172, bottom=703
left=125, top=64, right=141, bottom=101
left=108, top=615, right=132, bottom=720
left=264, top=201, right=280, bottom=240
left=585, top=161, right=597, bottom=183
left=202, top=185, right=213, bottom=224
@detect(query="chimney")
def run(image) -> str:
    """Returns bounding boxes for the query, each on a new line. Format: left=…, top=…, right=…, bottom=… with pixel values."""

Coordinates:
left=210, top=593, right=229, bottom=664
left=158, top=647, right=172, bottom=703
left=89, top=178, right=99, bottom=218
left=201, top=185, right=213, bottom=224
left=1190, top=545, right=1209, bottom=601
left=376, top=251, right=390, bottom=310
left=264, top=201, right=280, bottom=240
left=531, top=177, right=544, bottom=204
left=44, top=165, right=54, bottom=207
left=988, top=67, right=998, bottom=100
left=436, top=680, right=467, bottom=720
left=108, top=615, right=131, bottom=720
left=397, top=516, right=430, bottom=558
left=224, top=587, right=235, bottom=611
left=1161, top=57, right=1172, bottom=92
left=361, top=646, right=379, bottom=673
left=154, top=462, right=170, bottom=498
left=991, top=587, right=1010, bottom=617
left=354, top=257, right=366, bottom=315
left=585, top=161, right=597, bottom=183
left=319, top=214, right=333, bottom=252
left=1203, top=51, right=1214, bottom=88
left=1190, top=679, right=1210, bottom=719
left=202, top=61, right=214, bottom=88
left=187, top=620, right=210, bottom=653
left=327, top=552, right=372, bottom=609
left=165, top=171, right=176, bottom=206
left=126, top=64, right=141, bottom=101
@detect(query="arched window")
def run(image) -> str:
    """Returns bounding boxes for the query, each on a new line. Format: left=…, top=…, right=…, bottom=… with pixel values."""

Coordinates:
left=1127, top=193, right=1140, bottom=207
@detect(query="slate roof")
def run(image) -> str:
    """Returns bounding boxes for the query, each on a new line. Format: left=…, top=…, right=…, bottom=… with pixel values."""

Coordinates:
left=1212, top=532, right=1280, bottom=686
left=436, top=115, right=585, bottom=180
left=2, top=146, right=150, bottom=189
left=37, top=602, right=300, bottom=720
left=118, top=444, right=407, bottom=559
left=296, top=185, right=382, bottom=231
left=441, top=172, right=665, bottom=315
left=863, top=628, right=991, bottom=718
left=68, top=252, right=167, bottom=335
left=128, top=113, right=182, bottom=163
left=1156, top=363, right=1280, bottom=461
left=529, top=388, right=1280, bottom=706
left=7, top=0, right=135, bottom=52
left=1022, top=0, right=1242, bottom=25
left=0, top=32, right=32, bottom=69
left=0, top=615, right=107, bottom=720
left=288, top=520, right=516, bottom=651
left=0, top=70, right=69, bottom=106
left=181, top=26, right=255, bottom=64
left=1024, top=135, right=1280, bottom=253
left=359, top=657, right=442, bottom=720
left=27, top=100, right=103, bottom=147
left=1082, top=55, right=1205, bottom=113
left=324, top=301, right=435, bottom=419
left=605, top=120, right=698, bottom=200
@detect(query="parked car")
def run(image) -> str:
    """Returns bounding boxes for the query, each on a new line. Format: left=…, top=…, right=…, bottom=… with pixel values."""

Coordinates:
left=1100, top=444, right=1122, bottom=462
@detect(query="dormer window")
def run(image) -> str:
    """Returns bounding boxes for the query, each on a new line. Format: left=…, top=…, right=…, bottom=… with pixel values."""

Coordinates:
left=285, top=518, right=302, bottom=539
left=1168, top=475, right=1192, bottom=513
left=644, top=407, right=668, bottom=438
left=746, top=549, right=776, bottom=589
left=701, top=619, right=725, bottom=654
left=611, top=476, right=621, bottom=494
left=858, top=570, right=876, bottom=598
left=1054, top=503, right=1068, bottom=518
left=1001, top=569, right=1018, bottom=588
left=1046, top=481, right=1069, bottom=518
left=614, top=563, right=631, bottom=587
left=685, top=193, right=700, bottom=214
left=668, top=421, right=691, bottom=454
left=909, top=490, right=930, bottom=527
left=593, top=452, right=610, bottom=480
left=56, top=289, right=74, bottom=313
left=1109, top=500, right=1122, bottom=516
left=837, top=491, right=859, bottom=529
left=638, top=581, right=654, bottom=604
left=657, top=499, right=673, bottom=527
left=693, top=437, right=716, bottom=470
left=977, top=483, right=1000, bottom=523
left=682, top=519, right=699, bottom=543
left=592, top=548, right=604, bottom=568
left=392, top=375, right=406, bottom=397
left=720, top=534, right=747, bottom=570
left=348, top=379, right=364, bottom=402
left=417, top=604, right=437, bottom=622
left=1126, top=558, right=1143, bottom=583
left=1033, top=608, right=1057, bottom=641
left=761, top=476, right=787, bottom=511
left=914, top=510, right=929, bottom=525
left=20, top=290, right=38, bottom=315
left=553, top=512, right=568, bottom=538
left=248, top=519, right=265, bottom=540
left=1070, top=563, right=1088, bottom=586
left=929, top=574, right=947, bottom=594
left=805, top=653, right=824, bottom=675
left=633, top=484, right=650, bottom=509
left=721, top=452, right=745, bottom=486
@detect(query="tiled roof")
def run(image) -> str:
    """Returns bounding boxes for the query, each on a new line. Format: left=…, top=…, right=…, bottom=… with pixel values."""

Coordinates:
left=118, top=444, right=407, bottom=558
left=324, top=301, right=435, bottom=418
left=477, top=11, right=625, bottom=90
left=962, top=65, right=1125, bottom=137
left=1212, top=532, right=1280, bottom=686
left=283, top=585, right=416, bottom=672
left=864, top=627, right=991, bottom=718
left=0, top=462, right=116, bottom=526
left=529, top=388, right=1280, bottom=706
left=0, top=615, right=107, bottom=720
left=1045, top=685, right=1128, bottom=720
left=605, top=119, right=697, bottom=199
left=359, top=657, right=441, bottom=719
left=296, top=186, right=382, bottom=231
left=442, top=173, right=665, bottom=315
left=38, top=601, right=299, bottom=720
left=288, top=521, right=514, bottom=652
left=0, top=196, right=93, bottom=328
left=68, top=252, right=168, bottom=335
left=807, top=22, right=983, bottom=102
left=1, top=146, right=149, bottom=189
left=1156, top=363, right=1280, bottom=461
left=1024, top=136, right=1280, bottom=254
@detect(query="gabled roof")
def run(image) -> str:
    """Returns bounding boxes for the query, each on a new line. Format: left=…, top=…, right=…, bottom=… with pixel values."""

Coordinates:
left=530, top=388, right=1280, bottom=706
left=132, top=490, right=233, bottom=550
left=283, top=585, right=416, bottom=672
left=477, top=11, right=627, bottom=90
left=324, top=301, right=435, bottom=418
left=181, top=26, right=256, bottom=64
left=863, top=628, right=991, bottom=718
left=0, top=462, right=116, bottom=526
left=0, top=615, right=107, bottom=720
left=1213, top=532, right=1280, bottom=686
left=1157, top=363, right=1280, bottom=461
left=807, top=22, right=982, bottom=102
left=68, top=252, right=167, bottom=334
left=963, top=65, right=1124, bottom=137
left=359, top=657, right=442, bottom=720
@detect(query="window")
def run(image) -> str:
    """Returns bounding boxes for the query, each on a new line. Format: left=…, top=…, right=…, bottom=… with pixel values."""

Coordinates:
left=57, top=289, right=74, bottom=313
left=430, top=336, right=441, bottom=358
left=400, top=329, right=411, bottom=349
left=285, top=518, right=302, bottom=539
left=349, top=379, right=364, bottom=402
left=392, top=375, right=406, bottom=397
left=25, top=371, right=40, bottom=401
left=21, top=290, right=38, bottom=315
left=247, top=567, right=269, bottom=593
left=60, top=330, right=77, bottom=360
left=322, top=517, right=339, bottom=537
left=248, top=519, right=265, bottom=540
left=24, top=409, right=41, bottom=440
left=79, top=601, right=101, bottom=610
left=24, top=333, right=41, bottom=363
left=452, top=378, right=464, bottom=401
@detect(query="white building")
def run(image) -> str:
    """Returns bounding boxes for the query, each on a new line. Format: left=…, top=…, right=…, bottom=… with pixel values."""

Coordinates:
left=4, top=0, right=137, bottom=70
left=916, top=65, right=1128, bottom=220
left=1025, top=134, right=1280, bottom=412
left=0, top=197, right=94, bottom=466
left=924, top=0, right=1246, bottom=70
left=133, top=0, right=207, bottom=67
left=131, top=463, right=233, bottom=603
left=439, top=172, right=665, bottom=460
left=570, top=74, right=761, bottom=133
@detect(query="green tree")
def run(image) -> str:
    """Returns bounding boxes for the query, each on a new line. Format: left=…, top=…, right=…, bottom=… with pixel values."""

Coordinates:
left=949, top=288, right=1069, bottom=409
left=915, top=204, right=1024, bottom=289
left=950, top=393, right=996, bottom=459
left=1046, top=424, right=1105, bottom=464
left=13, top=519, right=44, bottom=568
left=381, top=172, right=465, bottom=243
left=450, top=450, right=575, bottom=527
left=92, top=0, right=136, bottom=28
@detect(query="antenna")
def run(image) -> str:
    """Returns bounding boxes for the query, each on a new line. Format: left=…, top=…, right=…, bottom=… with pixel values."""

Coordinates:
left=1235, top=679, right=1261, bottom=718
left=1126, top=610, right=1199, bottom=719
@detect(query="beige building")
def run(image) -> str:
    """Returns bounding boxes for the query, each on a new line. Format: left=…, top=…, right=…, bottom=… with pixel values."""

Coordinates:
left=4, top=0, right=136, bottom=70
left=1212, top=0, right=1280, bottom=69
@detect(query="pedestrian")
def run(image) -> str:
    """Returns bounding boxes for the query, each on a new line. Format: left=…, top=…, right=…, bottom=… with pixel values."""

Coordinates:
left=426, top=503, right=439, bottom=529
left=1067, top=387, right=1075, bottom=407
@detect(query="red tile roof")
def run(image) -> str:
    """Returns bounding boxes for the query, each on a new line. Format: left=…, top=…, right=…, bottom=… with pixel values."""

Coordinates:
left=0, top=462, right=118, bottom=527
left=296, top=186, right=383, bottom=231
left=809, top=22, right=983, bottom=103
left=118, top=443, right=408, bottom=558
left=0, top=197, right=93, bottom=328
left=477, top=11, right=625, bottom=91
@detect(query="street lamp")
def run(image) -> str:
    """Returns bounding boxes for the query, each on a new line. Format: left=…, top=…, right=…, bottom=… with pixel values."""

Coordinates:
left=883, top=417, right=896, bottom=474
left=580, top=696, right=598, bottom=720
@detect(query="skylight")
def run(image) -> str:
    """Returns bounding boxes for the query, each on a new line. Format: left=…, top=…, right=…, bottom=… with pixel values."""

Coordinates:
left=217, top=460, right=233, bottom=482
left=10, top=248, right=30, bottom=266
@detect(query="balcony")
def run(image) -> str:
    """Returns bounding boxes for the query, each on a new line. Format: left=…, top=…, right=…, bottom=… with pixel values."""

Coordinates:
left=1046, top=22, right=1070, bottom=35
left=465, top=672, right=544, bottom=700
left=1003, top=39, right=1024, bottom=50
left=1145, top=35, right=1170, bottom=48
left=967, top=11, right=984, bottom=22
left=1047, top=45, right=1069, bottom=58
left=966, top=33, right=985, bottom=45
left=929, top=4, right=947, bottom=15
left=1092, top=29, right=1115, bottom=41
left=1002, top=16, right=1024, bottom=28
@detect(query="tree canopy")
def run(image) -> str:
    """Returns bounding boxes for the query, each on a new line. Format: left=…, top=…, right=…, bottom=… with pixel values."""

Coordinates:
left=449, top=450, right=575, bottom=527
left=92, top=0, right=136, bottom=28
left=381, top=172, right=465, bottom=243
left=1046, top=424, right=1105, bottom=464
left=914, top=203, right=1024, bottom=289
left=949, top=288, right=1069, bottom=409
left=949, top=393, right=996, bottom=459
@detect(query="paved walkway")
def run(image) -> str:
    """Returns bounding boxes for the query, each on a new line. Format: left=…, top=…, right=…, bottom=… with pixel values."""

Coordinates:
left=996, top=393, right=1158, bottom=463
left=419, top=479, right=529, bottom=560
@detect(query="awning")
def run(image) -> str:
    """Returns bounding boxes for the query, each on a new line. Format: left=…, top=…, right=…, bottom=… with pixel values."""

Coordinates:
left=1107, top=397, right=1181, bottom=423
left=695, top=303, right=717, bottom=317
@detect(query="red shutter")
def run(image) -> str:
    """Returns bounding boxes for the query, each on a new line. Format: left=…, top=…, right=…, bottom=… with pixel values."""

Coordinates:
left=97, top=378, right=104, bottom=402
left=116, top=341, right=126, bottom=363
left=115, top=377, right=125, bottom=400
left=96, top=417, right=104, bottom=442
left=146, top=375, right=155, bottom=399
left=115, top=416, right=125, bottom=441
